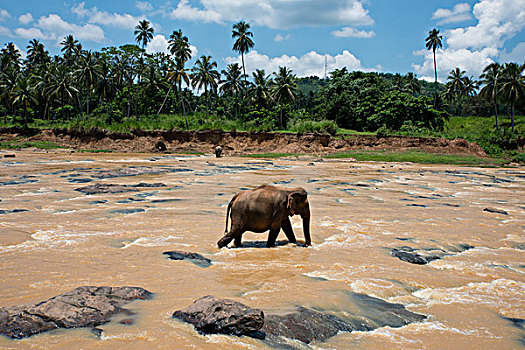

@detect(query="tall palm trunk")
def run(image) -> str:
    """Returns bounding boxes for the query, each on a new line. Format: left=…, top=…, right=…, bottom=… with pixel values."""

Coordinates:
left=157, top=85, right=172, bottom=114
left=204, top=84, right=209, bottom=123
left=510, top=104, right=515, bottom=132
left=179, top=81, right=188, bottom=129
left=493, top=99, right=499, bottom=130
left=433, top=50, right=438, bottom=108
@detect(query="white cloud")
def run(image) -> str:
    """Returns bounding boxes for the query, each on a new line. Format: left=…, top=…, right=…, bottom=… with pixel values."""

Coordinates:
left=168, top=0, right=373, bottom=29
left=37, top=14, right=105, bottom=43
left=147, top=34, right=198, bottom=57
left=136, top=1, right=153, bottom=12
left=0, top=25, right=10, bottom=36
left=273, top=33, right=290, bottom=42
left=446, top=0, right=525, bottom=50
left=224, top=49, right=374, bottom=78
left=72, top=2, right=145, bottom=30
left=432, top=3, right=473, bottom=25
left=412, top=47, right=497, bottom=82
left=499, top=42, right=525, bottom=62
left=415, top=0, right=525, bottom=81
left=19, top=13, right=33, bottom=25
left=14, top=27, right=52, bottom=40
left=332, top=27, right=375, bottom=38
left=0, top=9, right=10, bottom=22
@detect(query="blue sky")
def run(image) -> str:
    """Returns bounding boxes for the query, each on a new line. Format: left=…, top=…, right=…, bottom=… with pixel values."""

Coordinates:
left=0, top=0, right=524, bottom=82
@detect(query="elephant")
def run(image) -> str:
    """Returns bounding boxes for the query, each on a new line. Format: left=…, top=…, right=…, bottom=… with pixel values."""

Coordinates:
left=217, top=185, right=311, bottom=248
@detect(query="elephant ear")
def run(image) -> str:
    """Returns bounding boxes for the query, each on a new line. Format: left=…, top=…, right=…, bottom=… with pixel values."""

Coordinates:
left=287, top=189, right=307, bottom=215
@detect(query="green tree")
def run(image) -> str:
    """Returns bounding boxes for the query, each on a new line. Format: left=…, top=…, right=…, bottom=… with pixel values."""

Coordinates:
left=192, top=55, right=220, bottom=123
left=479, top=62, right=502, bottom=129
left=232, top=21, right=254, bottom=84
left=167, top=59, right=192, bottom=128
left=12, top=75, right=37, bottom=125
left=272, top=66, right=298, bottom=128
left=500, top=62, right=524, bottom=132
left=60, top=35, right=79, bottom=64
left=220, top=63, right=244, bottom=119
left=462, top=76, right=478, bottom=115
left=249, top=69, right=272, bottom=110
left=425, top=28, right=443, bottom=107
left=76, top=51, right=101, bottom=119
left=26, top=39, right=49, bottom=70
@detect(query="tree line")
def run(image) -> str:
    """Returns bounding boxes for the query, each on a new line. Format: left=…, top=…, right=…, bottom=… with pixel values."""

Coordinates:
left=0, top=23, right=523, bottom=134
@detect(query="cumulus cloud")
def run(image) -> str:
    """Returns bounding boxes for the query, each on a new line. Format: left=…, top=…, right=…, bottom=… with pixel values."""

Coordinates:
left=414, top=0, right=525, bottom=81
left=36, top=14, right=105, bottom=43
left=168, top=0, right=373, bottom=29
left=432, top=3, right=473, bottom=25
left=0, top=9, right=10, bottom=21
left=136, top=1, right=153, bottom=12
left=19, top=13, right=33, bottom=25
left=273, top=33, right=290, bottom=42
left=14, top=27, right=52, bottom=40
left=0, top=25, right=10, bottom=36
left=224, top=50, right=375, bottom=78
left=499, top=42, right=525, bottom=62
left=72, top=2, right=145, bottom=30
left=331, top=27, right=375, bottom=38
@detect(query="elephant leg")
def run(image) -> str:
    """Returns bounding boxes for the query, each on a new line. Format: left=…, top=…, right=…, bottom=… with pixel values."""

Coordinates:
left=281, top=218, right=297, bottom=244
left=266, top=227, right=281, bottom=248
left=218, top=227, right=243, bottom=248
left=233, top=234, right=243, bottom=247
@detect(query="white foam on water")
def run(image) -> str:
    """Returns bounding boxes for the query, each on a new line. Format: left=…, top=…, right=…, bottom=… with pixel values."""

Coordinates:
left=120, top=235, right=188, bottom=249
left=303, top=264, right=373, bottom=283
left=100, top=330, right=153, bottom=341
left=413, top=279, right=525, bottom=316
left=0, top=229, right=117, bottom=253
left=314, top=232, right=376, bottom=250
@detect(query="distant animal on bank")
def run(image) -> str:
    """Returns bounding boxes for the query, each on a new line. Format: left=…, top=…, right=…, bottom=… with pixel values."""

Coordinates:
left=217, top=185, right=311, bottom=248
left=214, top=146, right=222, bottom=158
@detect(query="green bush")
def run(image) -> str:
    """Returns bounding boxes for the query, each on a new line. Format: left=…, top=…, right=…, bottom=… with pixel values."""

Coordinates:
left=289, top=119, right=338, bottom=135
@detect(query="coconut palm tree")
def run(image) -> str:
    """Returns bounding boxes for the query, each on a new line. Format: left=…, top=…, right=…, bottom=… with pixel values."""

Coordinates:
left=192, top=55, right=220, bottom=123
left=500, top=62, right=524, bottom=132
left=232, top=21, right=254, bottom=84
left=1, top=43, right=22, bottom=71
left=134, top=19, right=154, bottom=97
left=404, top=72, right=421, bottom=95
left=95, top=58, right=117, bottom=122
left=0, top=67, right=19, bottom=121
left=272, top=66, right=298, bottom=128
left=446, top=68, right=466, bottom=115
left=166, top=59, right=192, bottom=128
left=249, top=69, right=272, bottom=109
left=48, top=64, right=78, bottom=120
left=220, top=63, right=244, bottom=119
left=12, top=75, right=37, bottom=125
left=76, top=51, right=101, bottom=119
left=425, top=28, right=443, bottom=107
left=479, top=62, right=502, bottom=129
left=462, top=76, right=478, bottom=115
left=61, top=35, right=79, bottom=64
left=26, top=39, right=49, bottom=70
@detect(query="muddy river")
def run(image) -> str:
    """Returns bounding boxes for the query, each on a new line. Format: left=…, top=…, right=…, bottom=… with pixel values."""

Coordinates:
left=0, top=151, right=524, bottom=349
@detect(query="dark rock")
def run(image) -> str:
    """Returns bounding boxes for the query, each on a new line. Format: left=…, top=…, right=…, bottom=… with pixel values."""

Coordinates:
left=163, top=251, right=212, bottom=268
left=109, top=208, right=145, bottom=215
left=3, top=154, right=15, bottom=158
left=132, top=183, right=167, bottom=188
left=75, top=183, right=137, bottom=195
left=119, top=318, right=134, bottom=325
left=0, top=286, right=152, bottom=339
left=256, top=292, right=426, bottom=346
left=0, top=209, right=29, bottom=215
left=89, top=200, right=108, bottom=205
left=391, top=247, right=442, bottom=265
left=483, top=207, right=508, bottom=215
left=173, top=296, right=264, bottom=336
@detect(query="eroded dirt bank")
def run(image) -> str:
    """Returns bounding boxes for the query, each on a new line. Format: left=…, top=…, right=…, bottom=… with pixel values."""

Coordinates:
left=1, top=127, right=487, bottom=156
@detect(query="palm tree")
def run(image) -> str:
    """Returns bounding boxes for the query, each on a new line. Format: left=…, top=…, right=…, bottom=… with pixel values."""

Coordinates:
left=0, top=68, right=19, bottom=121
left=166, top=59, right=192, bottom=128
left=232, top=21, right=254, bottom=84
left=425, top=28, right=443, bottom=107
left=446, top=68, right=466, bottom=115
left=479, top=62, right=502, bottom=129
left=272, top=66, right=298, bottom=128
left=134, top=20, right=154, bottom=53
left=76, top=51, right=101, bottom=119
left=1, top=43, right=22, bottom=71
left=12, top=75, right=37, bottom=125
left=26, top=39, right=49, bottom=70
left=220, top=63, right=244, bottom=119
left=462, top=76, right=478, bottom=115
left=95, top=58, right=117, bottom=122
left=249, top=69, right=272, bottom=109
left=500, top=62, right=524, bottom=132
left=48, top=65, right=79, bottom=120
left=404, top=72, right=421, bottom=95
left=61, top=35, right=79, bottom=64
left=192, top=55, right=220, bottom=123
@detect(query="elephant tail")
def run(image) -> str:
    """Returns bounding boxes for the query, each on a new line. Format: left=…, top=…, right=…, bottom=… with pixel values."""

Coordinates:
left=224, top=195, right=236, bottom=234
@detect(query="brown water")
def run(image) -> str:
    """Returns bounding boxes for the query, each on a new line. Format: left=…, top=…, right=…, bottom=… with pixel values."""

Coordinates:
left=0, top=151, right=524, bottom=349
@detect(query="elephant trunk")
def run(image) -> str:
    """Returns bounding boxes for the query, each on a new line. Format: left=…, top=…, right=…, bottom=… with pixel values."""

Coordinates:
left=302, top=200, right=311, bottom=246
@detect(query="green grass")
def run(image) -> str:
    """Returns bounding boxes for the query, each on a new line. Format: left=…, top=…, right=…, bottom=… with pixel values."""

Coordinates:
left=0, top=140, right=64, bottom=150
left=326, top=150, right=508, bottom=166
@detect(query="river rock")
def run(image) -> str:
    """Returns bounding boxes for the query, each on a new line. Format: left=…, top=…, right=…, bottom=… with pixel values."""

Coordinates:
left=0, top=286, right=152, bottom=339
left=391, top=244, right=474, bottom=265
left=483, top=207, right=508, bottom=215
left=75, top=183, right=138, bottom=195
left=163, top=251, right=212, bottom=268
left=172, top=296, right=264, bottom=336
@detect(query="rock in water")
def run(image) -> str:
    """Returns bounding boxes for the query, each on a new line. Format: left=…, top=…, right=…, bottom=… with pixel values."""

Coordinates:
left=483, top=207, right=508, bottom=215
left=173, top=296, right=264, bottom=336
left=75, top=183, right=137, bottom=195
left=0, top=286, right=152, bottom=339
left=163, top=251, right=212, bottom=268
